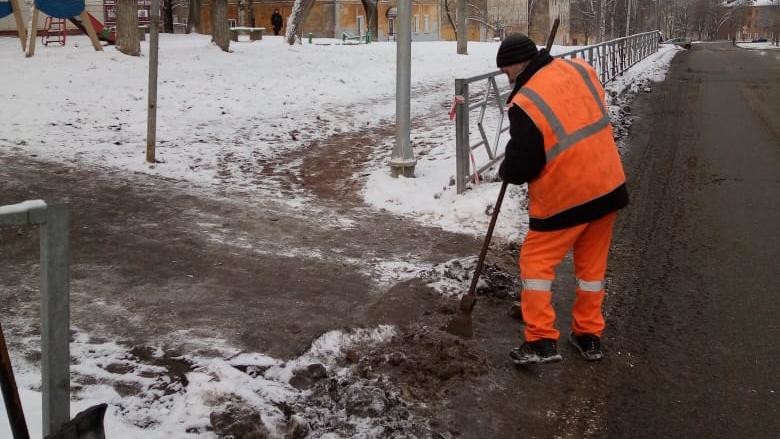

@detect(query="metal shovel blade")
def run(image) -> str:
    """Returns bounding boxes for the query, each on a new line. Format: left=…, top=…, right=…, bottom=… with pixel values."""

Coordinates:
left=443, top=183, right=508, bottom=339
left=445, top=293, right=477, bottom=338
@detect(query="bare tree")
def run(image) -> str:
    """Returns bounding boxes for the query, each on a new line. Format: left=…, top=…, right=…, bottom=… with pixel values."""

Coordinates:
left=443, top=0, right=458, bottom=38
left=116, top=0, right=140, bottom=56
left=238, top=0, right=255, bottom=26
left=247, top=0, right=255, bottom=27
left=466, top=1, right=505, bottom=39
left=572, top=0, right=598, bottom=43
left=163, top=0, right=174, bottom=33
left=361, top=0, right=378, bottom=38
left=187, top=0, right=202, bottom=33
left=211, top=0, right=230, bottom=51
left=286, top=0, right=316, bottom=45
left=457, top=0, right=467, bottom=54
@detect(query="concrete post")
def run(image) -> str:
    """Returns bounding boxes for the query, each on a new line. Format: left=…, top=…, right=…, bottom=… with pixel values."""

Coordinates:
left=40, top=205, right=70, bottom=437
left=147, top=0, right=160, bottom=163
left=390, top=0, right=416, bottom=177
left=455, top=78, right=469, bottom=193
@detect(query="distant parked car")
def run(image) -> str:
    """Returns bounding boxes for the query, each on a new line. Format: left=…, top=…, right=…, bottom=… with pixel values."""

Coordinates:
left=751, top=37, right=768, bottom=43
left=661, top=37, right=692, bottom=49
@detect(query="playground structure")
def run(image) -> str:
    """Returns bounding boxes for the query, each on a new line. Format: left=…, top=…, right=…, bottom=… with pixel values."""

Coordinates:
left=0, top=0, right=27, bottom=50
left=25, top=0, right=102, bottom=56
left=68, top=11, right=116, bottom=45
left=1, top=0, right=115, bottom=56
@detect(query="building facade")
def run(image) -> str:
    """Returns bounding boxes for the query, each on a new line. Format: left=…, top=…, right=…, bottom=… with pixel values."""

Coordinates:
left=1, top=0, right=573, bottom=43
left=719, top=0, right=780, bottom=41
left=197, top=0, right=440, bottom=41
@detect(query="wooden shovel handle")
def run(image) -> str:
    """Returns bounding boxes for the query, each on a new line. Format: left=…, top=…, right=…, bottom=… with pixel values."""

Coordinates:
left=466, top=181, right=509, bottom=297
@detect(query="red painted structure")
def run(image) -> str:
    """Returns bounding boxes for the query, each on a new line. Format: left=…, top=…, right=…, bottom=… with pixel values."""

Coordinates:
left=42, top=16, right=67, bottom=46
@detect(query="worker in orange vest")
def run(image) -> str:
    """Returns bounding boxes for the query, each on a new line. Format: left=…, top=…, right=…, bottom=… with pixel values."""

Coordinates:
left=496, top=33, right=629, bottom=365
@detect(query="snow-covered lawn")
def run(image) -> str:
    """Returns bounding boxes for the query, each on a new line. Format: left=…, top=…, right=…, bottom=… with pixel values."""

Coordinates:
left=737, top=41, right=780, bottom=51
left=1, top=33, right=680, bottom=438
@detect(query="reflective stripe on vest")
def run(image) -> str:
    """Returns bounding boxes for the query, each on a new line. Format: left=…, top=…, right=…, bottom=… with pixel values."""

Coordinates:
left=522, top=279, right=553, bottom=291
left=577, top=278, right=604, bottom=292
left=510, top=58, right=626, bottom=220
left=516, top=60, right=610, bottom=164
left=517, top=87, right=611, bottom=163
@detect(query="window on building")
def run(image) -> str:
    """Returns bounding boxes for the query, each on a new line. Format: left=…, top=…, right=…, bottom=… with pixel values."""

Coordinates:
left=413, top=15, right=419, bottom=33
left=423, top=15, right=430, bottom=33
left=388, top=17, right=395, bottom=35
left=357, top=15, right=365, bottom=36
left=228, top=19, right=237, bottom=28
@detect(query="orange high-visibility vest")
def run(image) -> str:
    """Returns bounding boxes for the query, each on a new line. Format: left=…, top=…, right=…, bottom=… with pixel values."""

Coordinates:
left=510, top=58, right=626, bottom=221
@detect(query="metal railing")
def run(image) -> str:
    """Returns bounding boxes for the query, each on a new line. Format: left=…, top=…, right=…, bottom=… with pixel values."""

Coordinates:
left=454, top=31, right=661, bottom=193
left=0, top=200, right=70, bottom=437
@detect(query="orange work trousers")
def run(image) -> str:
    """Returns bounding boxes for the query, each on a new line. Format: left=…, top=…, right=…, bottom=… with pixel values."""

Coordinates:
left=519, top=212, right=617, bottom=342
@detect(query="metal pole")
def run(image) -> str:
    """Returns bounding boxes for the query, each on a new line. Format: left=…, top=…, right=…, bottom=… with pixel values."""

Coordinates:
left=455, top=79, right=467, bottom=193
left=40, top=205, right=69, bottom=437
left=147, top=0, right=161, bottom=163
left=390, top=0, right=415, bottom=177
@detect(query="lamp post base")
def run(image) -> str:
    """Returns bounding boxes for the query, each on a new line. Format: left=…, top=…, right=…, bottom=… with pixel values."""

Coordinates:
left=389, top=159, right=416, bottom=178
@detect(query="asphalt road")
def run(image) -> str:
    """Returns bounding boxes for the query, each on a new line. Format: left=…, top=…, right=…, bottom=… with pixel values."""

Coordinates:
left=597, top=42, right=780, bottom=438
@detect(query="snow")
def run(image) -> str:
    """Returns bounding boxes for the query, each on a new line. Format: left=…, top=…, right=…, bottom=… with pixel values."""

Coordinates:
left=0, top=199, right=46, bottom=216
left=1, top=35, right=679, bottom=244
left=0, top=326, right=396, bottom=438
left=0, top=34, right=500, bottom=190
left=737, top=41, right=780, bottom=51
left=0, top=33, right=680, bottom=438
left=724, top=0, right=779, bottom=6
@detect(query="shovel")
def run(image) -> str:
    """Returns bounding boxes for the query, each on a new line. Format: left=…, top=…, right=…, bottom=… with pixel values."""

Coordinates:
left=445, top=181, right=508, bottom=337
left=0, top=320, right=30, bottom=439
left=445, top=18, right=560, bottom=338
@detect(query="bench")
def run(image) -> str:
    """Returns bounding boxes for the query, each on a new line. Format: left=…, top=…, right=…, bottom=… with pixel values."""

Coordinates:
left=341, top=31, right=362, bottom=42
left=230, top=26, right=265, bottom=42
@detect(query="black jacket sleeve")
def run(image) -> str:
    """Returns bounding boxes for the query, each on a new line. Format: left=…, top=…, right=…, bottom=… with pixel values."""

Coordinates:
left=498, top=105, right=546, bottom=185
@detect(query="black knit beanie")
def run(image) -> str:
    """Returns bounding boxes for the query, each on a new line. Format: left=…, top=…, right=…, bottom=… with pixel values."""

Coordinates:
left=496, top=33, right=539, bottom=67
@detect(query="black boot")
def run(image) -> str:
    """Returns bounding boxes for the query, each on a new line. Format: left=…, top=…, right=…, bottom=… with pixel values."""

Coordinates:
left=568, top=332, right=604, bottom=361
left=510, top=339, right=562, bottom=365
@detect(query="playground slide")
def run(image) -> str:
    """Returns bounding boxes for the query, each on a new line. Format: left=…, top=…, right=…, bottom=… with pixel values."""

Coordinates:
left=68, top=12, right=115, bottom=44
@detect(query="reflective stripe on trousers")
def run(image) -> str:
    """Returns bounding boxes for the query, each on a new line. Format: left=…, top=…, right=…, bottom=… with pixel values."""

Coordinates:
left=519, top=212, right=617, bottom=341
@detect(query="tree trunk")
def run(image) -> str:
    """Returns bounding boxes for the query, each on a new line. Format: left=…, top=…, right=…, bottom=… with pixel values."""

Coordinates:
left=598, top=0, right=607, bottom=42
left=116, top=0, right=140, bottom=56
left=212, top=0, right=230, bottom=52
left=444, top=0, right=457, bottom=39
left=163, top=0, right=174, bottom=33
left=361, top=0, right=378, bottom=38
left=286, top=0, right=316, bottom=45
left=187, top=0, right=201, bottom=33
left=457, top=0, right=467, bottom=54
left=247, top=0, right=255, bottom=27
left=610, top=0, right=618, bottom=39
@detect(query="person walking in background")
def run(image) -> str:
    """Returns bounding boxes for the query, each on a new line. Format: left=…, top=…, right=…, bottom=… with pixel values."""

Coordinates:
left=271, top=9, right=283, bottom=36
left=495, top=33, right=629, bottom=366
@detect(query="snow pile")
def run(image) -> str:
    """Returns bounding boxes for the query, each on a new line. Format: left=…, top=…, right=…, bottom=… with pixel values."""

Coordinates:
left=0, top=326, right=398, bottom=438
